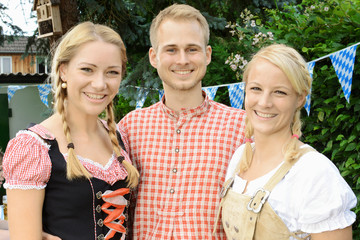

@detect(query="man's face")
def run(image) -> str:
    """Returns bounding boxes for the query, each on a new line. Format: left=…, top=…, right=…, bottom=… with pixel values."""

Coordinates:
left=149, top=18, right=211, bottom=92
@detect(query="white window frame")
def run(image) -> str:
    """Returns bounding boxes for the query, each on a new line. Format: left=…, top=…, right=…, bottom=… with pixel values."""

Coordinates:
left=0, top=56, right=12, bottom=73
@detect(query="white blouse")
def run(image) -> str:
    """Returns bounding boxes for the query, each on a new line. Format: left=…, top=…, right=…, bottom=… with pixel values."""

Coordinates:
left=225, top=144, right=357, bottom=234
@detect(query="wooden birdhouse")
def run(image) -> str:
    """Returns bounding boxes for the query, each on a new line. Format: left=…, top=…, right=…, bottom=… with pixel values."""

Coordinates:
left=33, top=0, right=63, bottom=38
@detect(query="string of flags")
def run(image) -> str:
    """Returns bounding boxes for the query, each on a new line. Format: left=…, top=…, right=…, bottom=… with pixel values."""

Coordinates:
left=1, top=42, right=359, bottom=115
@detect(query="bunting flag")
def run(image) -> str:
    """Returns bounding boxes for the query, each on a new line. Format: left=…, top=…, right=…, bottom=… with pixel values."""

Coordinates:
left=7, top=85, right=27, bottom=103
left=37, top=84, right=52, bottom=107
left=329, top=45, right=357, bottom=102
left=305, top=61, right=316, bottom=115
left=227, top=82, right=245, bottom=109
left=158, top=89, right=164, bottom=101
left=3, top=42, right=359, bottom=113
left=202, top=86, right=219, bottom=101
left=135, top=88, right=149, bottom=109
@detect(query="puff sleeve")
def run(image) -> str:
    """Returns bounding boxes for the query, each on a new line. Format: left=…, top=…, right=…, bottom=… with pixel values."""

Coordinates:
left=285, top=151, right=357, bottom=233
left=3, top=130, right=52, bottom=189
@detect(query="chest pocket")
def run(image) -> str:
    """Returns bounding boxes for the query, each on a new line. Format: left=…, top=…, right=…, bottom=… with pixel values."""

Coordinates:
left=221, top=189, right=309, bottom=240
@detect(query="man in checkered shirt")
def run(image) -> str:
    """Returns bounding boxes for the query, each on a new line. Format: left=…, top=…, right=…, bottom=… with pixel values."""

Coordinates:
left=119, top=4, right=246, bottom=239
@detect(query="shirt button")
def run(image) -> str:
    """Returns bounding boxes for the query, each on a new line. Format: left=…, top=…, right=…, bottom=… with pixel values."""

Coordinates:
left=172, top=168, right=177, bottom=173
left=169, top=188, right=175, bottom=194
left=97, top=219, right=104, bottom=227
left=96, top=191, right=102, bottom=199
left=176, top=129, right=181, bottom=134
left=97, top=234, right=105, bottom=240
left=175, top=148, right=179, bottom=153
left=96, top=205, right=102, bottom=213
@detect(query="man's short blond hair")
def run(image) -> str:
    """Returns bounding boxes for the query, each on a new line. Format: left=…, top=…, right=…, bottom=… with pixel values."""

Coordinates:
left=149, top=4, right=210, bottom=50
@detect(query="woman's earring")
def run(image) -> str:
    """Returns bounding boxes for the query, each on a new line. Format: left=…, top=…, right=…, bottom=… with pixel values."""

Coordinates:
left=61, top=82, right=67, bottom=89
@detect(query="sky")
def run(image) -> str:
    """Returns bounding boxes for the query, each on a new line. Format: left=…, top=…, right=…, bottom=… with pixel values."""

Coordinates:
left=0, top=0, right=37, bottom=36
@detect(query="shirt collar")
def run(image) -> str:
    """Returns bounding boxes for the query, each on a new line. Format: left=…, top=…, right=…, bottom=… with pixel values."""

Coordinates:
left=160, top=91, right=210, bottom=120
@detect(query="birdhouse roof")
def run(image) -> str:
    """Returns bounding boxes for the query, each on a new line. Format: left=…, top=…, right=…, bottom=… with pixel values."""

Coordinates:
left=32, top=0, right=61, bottom=11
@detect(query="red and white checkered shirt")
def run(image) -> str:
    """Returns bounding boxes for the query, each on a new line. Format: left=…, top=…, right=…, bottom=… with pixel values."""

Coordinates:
left=118, top=94, right=246, bottom=239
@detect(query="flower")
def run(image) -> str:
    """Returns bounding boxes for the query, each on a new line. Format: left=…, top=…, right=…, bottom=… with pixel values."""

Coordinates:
left=324, top=6, right=329, bottom=11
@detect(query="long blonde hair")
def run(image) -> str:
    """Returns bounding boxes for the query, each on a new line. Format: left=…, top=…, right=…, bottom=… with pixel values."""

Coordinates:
left=237, top=44, right=312, bottom=174
left=51, top=21, right=139, bottom=188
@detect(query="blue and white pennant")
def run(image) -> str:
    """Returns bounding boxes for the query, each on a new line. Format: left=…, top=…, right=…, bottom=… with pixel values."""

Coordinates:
left=135, top=88, right=149, bottom=109
left=329, top=45, right=357, bottom=102
left=305, top=61, right=316, bottom=115
left=4, top=42, right=359, bottom=113
left=227, top=82, right=245, bottom=109
left=202, top=86, right=219, bottom=101
left=37, top=84, right=52, bottom=107
left=7, top=85, right=27, bottom=103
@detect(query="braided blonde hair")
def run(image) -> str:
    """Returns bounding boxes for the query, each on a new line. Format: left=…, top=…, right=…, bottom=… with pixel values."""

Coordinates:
left=237, top=44, right=312, bottom=174
left=51, top=21, right=139, bottom=187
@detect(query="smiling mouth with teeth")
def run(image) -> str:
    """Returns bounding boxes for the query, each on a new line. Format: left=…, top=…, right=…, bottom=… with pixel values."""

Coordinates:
left=85, top=93, right=105, bottom=99
left=173, top=70, right=192, bottom=75
left=255, top=111, right=276, bottom=118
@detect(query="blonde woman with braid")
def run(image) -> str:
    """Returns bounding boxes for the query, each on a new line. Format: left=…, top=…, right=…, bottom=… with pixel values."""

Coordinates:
left=217, top=44, right=356, bottom=240
left=2, top=21, right=139, bottom=240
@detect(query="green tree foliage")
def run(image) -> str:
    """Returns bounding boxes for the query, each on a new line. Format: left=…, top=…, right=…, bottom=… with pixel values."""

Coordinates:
left=0, top=3, right=25, bottom=45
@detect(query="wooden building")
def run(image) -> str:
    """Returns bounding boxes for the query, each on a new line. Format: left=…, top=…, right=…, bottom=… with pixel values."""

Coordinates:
left=0, top=36, right=48, bottom=74
left=0, top=37, right=50, bottom=151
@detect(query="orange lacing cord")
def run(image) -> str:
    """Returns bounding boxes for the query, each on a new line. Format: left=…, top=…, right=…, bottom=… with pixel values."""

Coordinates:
left=101, top=188, right=130, bottom=239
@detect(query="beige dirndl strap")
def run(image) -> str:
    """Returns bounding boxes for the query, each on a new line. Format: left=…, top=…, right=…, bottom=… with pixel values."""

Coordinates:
left=214, top=146, right=315, bottom=238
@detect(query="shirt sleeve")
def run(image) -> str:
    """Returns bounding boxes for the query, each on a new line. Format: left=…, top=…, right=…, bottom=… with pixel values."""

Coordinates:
left=3, top=130, right=52, bottom=189
left=294, top=151, right=357, bottom=233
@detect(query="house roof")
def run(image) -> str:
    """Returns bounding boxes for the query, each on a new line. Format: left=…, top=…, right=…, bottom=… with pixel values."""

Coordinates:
left=0, top=72, right=49, bottom=84
left=0, top=36, right=36, bottom=54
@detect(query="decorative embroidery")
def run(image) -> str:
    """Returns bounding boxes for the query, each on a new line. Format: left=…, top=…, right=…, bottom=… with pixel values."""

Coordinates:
left=101, top=188, right=129, bottom=239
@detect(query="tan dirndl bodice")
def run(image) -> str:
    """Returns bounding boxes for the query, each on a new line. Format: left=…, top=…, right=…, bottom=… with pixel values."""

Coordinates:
left=217, top=161, right=310, bottom=240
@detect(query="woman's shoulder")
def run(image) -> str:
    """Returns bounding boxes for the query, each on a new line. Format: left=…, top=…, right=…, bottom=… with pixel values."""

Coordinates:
left=9, top=124, right=54, bottom=150
left=3, top=124, right=53, bottom=189
left=293, top=144, right=339, bottom=175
